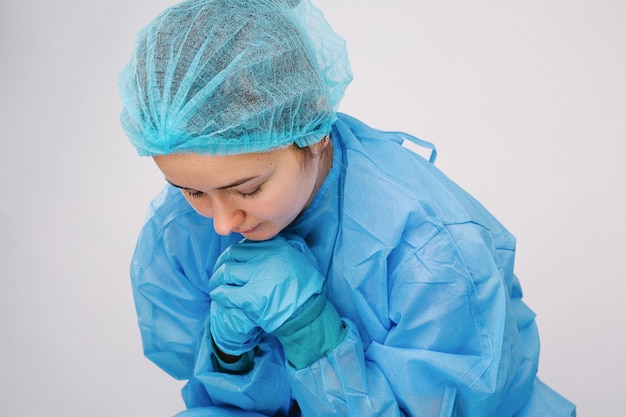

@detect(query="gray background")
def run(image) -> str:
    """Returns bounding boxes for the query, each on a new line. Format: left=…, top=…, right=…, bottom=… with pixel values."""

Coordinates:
left=1, top=0, right=624, bottom=415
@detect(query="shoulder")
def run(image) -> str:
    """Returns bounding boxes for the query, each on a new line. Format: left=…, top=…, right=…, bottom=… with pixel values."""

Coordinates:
left=334, top=114, right=470, bottom=244
left=136, top=186, right=214, bottom=253
left=335, top=113, right=463, bottom=214
left=143, top=185, right=202, bottom=229
left=332, top=113, right=515, bottom=258
left=132, top=185, right=239, bottom=279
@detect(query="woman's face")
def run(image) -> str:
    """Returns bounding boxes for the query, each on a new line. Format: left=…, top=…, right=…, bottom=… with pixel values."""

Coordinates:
left=153, top=141, right=329, bottom=241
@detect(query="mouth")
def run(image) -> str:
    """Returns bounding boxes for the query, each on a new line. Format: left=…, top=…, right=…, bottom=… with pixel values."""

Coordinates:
left=238, top=224, right=260, bottom=235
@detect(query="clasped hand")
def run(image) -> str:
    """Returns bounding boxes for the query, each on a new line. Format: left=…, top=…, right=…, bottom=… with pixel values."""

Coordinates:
left=209, top=234, right=325, bottom=357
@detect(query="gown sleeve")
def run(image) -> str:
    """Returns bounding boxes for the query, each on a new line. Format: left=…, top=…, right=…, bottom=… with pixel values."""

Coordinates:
left=130, top=186, right=293, bottom=416
left=286, top=220, right=572, bottom=416
left=284, top=114, right=575, bottom=416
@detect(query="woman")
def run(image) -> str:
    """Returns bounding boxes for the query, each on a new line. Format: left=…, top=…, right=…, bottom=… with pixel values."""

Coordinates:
left=118, top=0, right=576, bottom=415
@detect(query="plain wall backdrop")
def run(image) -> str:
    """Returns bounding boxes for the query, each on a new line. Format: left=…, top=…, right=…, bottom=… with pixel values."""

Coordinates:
left=1, top=0, right=624, bottom=415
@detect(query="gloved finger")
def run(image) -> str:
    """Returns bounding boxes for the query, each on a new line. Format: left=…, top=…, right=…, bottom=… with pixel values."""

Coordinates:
left=212, top=235, right=318, bottom=283
left=209, top=261, right=255, bottom=290
left=210, top=302, right=262, bottom=356
left=210, top=247, right=325, bottom=313
left=210, top=233, right=327, bottom=333
left=213, top=237, right=289, bottom=271
left=209, top=239, right=290, bottom=291
left=210, top=249, right=297, bottom=289
left=209, top=269, right=295, bottom=311
left=211, top=278, right=323, bottom=333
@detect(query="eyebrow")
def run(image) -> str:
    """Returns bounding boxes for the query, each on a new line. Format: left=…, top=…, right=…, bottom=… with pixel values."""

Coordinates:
left=165, top=176, right=260, bottom=191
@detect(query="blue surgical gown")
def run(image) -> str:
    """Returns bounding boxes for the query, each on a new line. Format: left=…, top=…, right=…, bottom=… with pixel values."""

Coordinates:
left=130, top=113, right=576, bottom=416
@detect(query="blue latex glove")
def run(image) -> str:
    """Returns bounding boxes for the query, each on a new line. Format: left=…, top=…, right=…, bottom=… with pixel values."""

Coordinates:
left=209, top=301, right=262, bottom=357
left=210, top=234, right=347, bottom=369
left=209, top=234, right=346, bottom=369
left=209, top=235, right=325, bottom=335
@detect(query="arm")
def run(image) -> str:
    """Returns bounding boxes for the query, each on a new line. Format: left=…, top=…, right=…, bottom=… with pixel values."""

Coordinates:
left=130, top=188, right=292, bottom=415
left=287, top=222, right=536, bottom=417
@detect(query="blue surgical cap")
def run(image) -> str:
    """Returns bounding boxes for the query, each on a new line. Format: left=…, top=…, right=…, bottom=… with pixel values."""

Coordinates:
left=118, top=0, right=352, bottom=156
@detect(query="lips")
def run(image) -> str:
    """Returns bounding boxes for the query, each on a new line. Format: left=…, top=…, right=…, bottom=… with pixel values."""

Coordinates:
left=239, top=224, right=260, bottom=234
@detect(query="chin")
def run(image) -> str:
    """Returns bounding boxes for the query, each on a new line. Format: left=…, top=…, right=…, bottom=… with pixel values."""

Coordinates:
left=240, top=227, right=280, bottom=242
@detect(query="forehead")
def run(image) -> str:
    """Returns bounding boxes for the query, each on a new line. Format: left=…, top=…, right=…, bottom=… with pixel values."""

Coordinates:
left=152, top=147, right=298, bottom=189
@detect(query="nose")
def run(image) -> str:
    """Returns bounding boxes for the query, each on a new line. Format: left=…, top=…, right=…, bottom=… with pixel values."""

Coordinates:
left=211, top=197, right=245, bottom=236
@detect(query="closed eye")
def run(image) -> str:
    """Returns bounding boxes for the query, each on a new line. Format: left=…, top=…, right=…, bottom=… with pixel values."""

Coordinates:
left=238, top=186, right=262, bottom=198
left=187, top=190, right=204, bottom=199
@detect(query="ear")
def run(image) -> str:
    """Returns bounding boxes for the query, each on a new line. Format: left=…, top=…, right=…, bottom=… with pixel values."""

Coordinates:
left=308, top=135, right=330, bottom=157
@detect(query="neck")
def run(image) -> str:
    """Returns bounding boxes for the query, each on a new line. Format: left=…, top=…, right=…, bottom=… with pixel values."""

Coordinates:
left=303, top=137, right=333, bottom=210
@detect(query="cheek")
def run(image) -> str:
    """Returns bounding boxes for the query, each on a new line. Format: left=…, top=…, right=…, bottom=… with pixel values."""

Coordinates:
left=256, top=179, right=312, bottom=220
left=280, top=171, right=317, bottom=213
left=254, top=191, right=301, bottom=220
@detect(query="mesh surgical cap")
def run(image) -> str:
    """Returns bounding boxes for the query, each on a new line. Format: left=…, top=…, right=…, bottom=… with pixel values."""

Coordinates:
left=118, top=0, right=352, bottom=156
